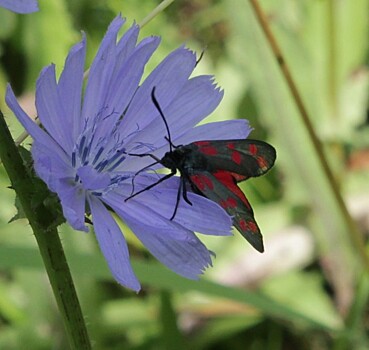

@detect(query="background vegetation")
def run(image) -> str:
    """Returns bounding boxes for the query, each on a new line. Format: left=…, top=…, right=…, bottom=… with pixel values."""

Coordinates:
left=0, top=0, right=368, bottom=349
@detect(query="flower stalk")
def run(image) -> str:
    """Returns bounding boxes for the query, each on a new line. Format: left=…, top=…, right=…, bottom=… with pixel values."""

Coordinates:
left=0, top=110, right=91, bottom=349
left=139, top=0, right=174, bottom=27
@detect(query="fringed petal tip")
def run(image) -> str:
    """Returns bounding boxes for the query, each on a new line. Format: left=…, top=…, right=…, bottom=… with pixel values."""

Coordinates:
left=107, top=13, right=126, bottom=34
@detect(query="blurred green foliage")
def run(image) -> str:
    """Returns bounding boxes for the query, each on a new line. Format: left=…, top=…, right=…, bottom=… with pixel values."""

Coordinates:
left=0, top=0, right=368, bottom=349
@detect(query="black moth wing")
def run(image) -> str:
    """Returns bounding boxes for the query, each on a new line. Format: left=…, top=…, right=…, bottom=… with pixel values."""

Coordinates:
left=188, top=170, right=264, bottom=252
left=192, top=139, right=276, bottom=181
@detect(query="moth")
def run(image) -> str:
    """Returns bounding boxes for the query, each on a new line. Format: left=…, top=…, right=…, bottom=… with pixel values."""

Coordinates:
left=125, top=88, right=276, bottom=252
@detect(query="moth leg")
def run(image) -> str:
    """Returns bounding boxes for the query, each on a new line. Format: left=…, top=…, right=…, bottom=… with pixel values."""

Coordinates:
left=124, top=151, right=161, bottom=163
left=125, top=170, right=176, bottom=202
left=170, top=177, right=183, bottom=221
left=170, top=176, right=192, bottom=221
left=123, top=150, right=161, bottom=195
left=129, top=160, right=159, bottom=195
left=181, top=178, right=192, bottom=206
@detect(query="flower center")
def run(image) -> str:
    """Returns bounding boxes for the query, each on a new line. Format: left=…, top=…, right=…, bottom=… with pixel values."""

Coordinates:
left=76, top=165, right=111, bottom=191
left=70, top=110, right=132, bottom=194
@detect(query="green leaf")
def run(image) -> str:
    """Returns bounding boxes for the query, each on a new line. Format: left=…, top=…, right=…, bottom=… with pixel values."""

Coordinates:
left=192, top=314, right=263, bottom=350
left=261, top=271, right=343, bottom=330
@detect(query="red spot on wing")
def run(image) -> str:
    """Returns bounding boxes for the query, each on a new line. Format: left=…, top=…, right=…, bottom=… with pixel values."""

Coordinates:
left=230, top=172, right=248, bottom=182
left=200, top=146, right=218, bottom=155
left=194, top=141, right=218, bottom=155
left=227, top=142, right=235, bottom=149
left=257, top=156, right=268, bottom=171
left=231, top=150, right=242, bottom=165
left=247, top=221, right=259, bottom=233
left=213, top=171, right=251, bottom=209
left=239, top=219, right=259, bottom=234
left=191, top=174, right=214, bottom=191
left=239, top=219, right=248, bottom=231
left=219, top=196, right=238, bottom=209
left=194, top=141, right=210, bottom=146
left=226, top=197, right=238, bottom=208
left=249, top=144, right=258, bottom=155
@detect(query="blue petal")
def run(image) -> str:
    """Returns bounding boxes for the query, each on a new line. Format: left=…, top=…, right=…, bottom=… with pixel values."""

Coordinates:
left=111, top=183, right=232, bottom=236
left=58, top=34, right=86, bottom=144
left=5, top=85, right=69, bottom=164
left=32, top=142, right=73, bottom=192
left=174, top=120, right=253, bottom=145
left=105, top=36, right=160, bottom=121
left=121, top=47, right=197, bottom=140
left=55, top=180, right=87, bottom=232
left=103, top=190, right=191, bottom=241
left=163, top=191, right=233, bottom=236
left=112, top=203, right=214, bottom=279
left=91, top=36, right=161, bottom=153
left=81, top=15, right=124, bottom=125
left=36, top=65, right=74, bottom=153
left=77, top=165, right=111, bottom=190
left=126, top=75, right=224, bottom=150
left=0, top=0, right=38, bottom=13
left=166, top=76, right=224, bottom=140
left=116, top=23, right=140, bottom=66
left=88, top=195, right=140, bottom=291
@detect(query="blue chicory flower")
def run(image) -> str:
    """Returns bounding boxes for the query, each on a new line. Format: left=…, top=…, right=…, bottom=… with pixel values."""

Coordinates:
left=6, top=15, right=252, bottom=291
left=0, top=0, right=38, bottom=13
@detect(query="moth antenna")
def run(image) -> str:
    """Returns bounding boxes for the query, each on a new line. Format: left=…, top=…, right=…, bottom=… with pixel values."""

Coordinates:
left=151, top=87, right=174, bottom=152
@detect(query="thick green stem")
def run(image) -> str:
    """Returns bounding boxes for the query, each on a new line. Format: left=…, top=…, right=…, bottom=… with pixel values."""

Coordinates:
left=0, top=110, right=91, bottom=349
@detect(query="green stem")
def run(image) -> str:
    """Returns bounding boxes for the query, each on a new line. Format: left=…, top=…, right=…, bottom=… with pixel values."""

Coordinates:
left=327, top=0, right=338, bottom=119
left=139, top=0, right=175, bottom=27
left=159, top=291, right=185, bottom=350
left=0, top=110, right=91, bottom=349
